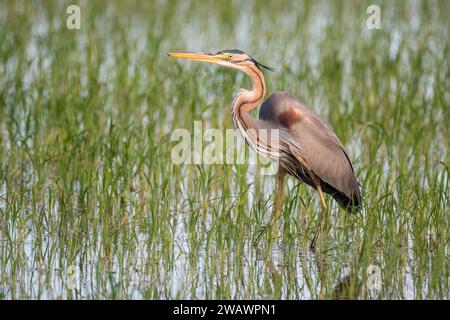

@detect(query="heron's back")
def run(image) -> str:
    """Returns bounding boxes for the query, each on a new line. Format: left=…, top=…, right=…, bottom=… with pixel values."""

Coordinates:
left=259, top=91, right=361, bottom=212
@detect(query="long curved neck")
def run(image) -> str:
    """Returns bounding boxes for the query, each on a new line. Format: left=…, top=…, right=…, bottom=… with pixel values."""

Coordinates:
left=231, top=65, right=266, bottom=130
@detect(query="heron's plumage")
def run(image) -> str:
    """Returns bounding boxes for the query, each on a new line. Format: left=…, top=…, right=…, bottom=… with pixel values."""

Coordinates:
left=259, top=92, right=361, bottom=211
left=168, top=49, right=362, bottom=217
left=168, top=48, right=363, bottom=249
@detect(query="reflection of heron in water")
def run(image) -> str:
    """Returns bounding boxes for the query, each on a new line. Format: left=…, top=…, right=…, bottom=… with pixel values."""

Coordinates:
left=168, top=50, right=361, bottom=248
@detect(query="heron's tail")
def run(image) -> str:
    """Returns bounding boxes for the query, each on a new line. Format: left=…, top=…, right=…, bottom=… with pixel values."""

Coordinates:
left=323, top=182, right=362, bottom=213
left=334, top=192, right=362, bottom=213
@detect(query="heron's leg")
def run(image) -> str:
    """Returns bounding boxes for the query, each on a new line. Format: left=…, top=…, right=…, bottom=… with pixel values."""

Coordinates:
left=253, top=167, right=286, bottom=245
left=269, top=167, right=287, bottom=225
left=310, top=178, right=328, bottom=250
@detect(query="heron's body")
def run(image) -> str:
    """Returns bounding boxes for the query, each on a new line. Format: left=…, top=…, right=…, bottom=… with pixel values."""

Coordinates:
left=168, top=49, right=361, bottom=248
left=259, top=91, right=361, bottom=210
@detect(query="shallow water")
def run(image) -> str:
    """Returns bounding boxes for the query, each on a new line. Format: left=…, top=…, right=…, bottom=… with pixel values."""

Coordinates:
left=0, top=1, right=448, bottom=299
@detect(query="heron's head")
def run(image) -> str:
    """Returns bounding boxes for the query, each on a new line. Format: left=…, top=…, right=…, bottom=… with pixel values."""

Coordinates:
left=167, top=49, right=275, bottom=73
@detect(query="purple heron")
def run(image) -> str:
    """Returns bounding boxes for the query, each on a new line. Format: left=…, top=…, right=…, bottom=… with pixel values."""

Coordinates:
left=168, top=49, right=361, bottom=249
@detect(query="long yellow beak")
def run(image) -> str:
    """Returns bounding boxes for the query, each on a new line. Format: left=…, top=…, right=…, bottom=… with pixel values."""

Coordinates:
left=167, top=52, right=223, bottom=64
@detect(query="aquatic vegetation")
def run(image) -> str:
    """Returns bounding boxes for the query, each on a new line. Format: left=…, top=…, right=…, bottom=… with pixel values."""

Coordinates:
left=0, top=0, right=448, bottom=299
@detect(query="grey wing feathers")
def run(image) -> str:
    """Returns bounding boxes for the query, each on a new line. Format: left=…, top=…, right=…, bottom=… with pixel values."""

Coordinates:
left=259, top=92, right=361, bottom=211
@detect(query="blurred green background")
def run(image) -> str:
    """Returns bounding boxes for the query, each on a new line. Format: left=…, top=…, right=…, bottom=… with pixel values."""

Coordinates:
left=0, top=0, right=448, bottom=299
